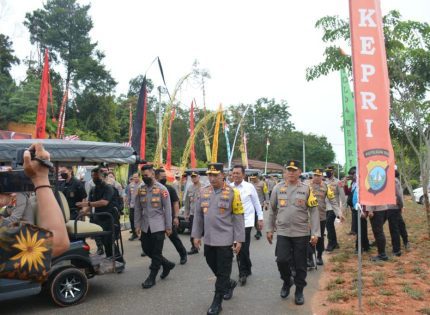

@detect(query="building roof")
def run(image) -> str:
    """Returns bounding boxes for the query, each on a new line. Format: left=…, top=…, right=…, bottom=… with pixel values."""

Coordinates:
left=232, top=158, right=284, bottom=173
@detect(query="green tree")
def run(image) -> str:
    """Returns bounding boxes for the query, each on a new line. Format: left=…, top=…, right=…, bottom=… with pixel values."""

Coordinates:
left=307, top=10, right=430, bottom=235
left=24, top=0, right=116, bottom=93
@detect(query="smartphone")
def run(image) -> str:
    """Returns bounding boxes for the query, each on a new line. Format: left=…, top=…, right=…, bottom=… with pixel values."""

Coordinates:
left=0, top=170, right=34, bottom=193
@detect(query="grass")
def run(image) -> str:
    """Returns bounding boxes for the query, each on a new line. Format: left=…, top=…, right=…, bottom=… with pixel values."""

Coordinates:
left=418, top=308, right=430, bottom=315
left=412, top=265, right=427, bottom=275
left=331, top=262, right=346, bottom=273
left=327, top=290, right=350, bottom=302
left=329, top=252, right=351, bottom=263
left=372, top=271, right=386, bottom=287
left=379, top=288, right=394, bottom=296
left=327, top=309, right=355, bottom=315
left=403, top=284, right=424, bottom=300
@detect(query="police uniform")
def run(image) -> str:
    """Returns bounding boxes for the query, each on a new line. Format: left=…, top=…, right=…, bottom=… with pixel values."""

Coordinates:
left=58, top=176, right=87, bottom=220
left=192, top=163, right=245, bottom=315
left=184, top=172, right=201, bottom=254
left=134, top=177, right=174, bottom=288
left=251, top=176, right=269, bottom=239
left=324, top=166, right=346, bottom=251
left=267, top=160, right=320, bottom=305
left=308, top=168, right=340, bottom=264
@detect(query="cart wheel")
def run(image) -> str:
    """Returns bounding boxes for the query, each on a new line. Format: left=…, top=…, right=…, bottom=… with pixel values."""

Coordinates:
left=50, top=268, right=88, bottom=307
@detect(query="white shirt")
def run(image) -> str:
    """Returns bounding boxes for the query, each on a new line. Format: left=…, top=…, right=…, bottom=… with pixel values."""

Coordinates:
left=231, top=180, right=263, bottom=227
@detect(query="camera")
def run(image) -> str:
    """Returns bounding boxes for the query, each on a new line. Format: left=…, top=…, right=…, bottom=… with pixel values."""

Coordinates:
left=15, top=148, right=36, bottom=166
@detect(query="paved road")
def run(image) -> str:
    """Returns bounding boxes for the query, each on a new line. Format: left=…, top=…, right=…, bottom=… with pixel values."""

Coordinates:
left=2, top=228, right=322, bottom=315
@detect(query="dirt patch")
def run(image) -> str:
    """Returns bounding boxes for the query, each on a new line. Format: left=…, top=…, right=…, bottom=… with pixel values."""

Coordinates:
left=311, top=198, right=430, bottom=315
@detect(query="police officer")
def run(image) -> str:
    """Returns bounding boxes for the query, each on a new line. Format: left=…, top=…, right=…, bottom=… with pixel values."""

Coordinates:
left=250, top=175, right=269, bottom=240
left=125, top=173, right=141, bottom=241
left=134, top=164, right=174, bottom=288
left=324, top=165, right=347, bottom=252
left=267, top=160, right=320, bottom=305
left=58, top=165, right=87, bottom=220
left=155, top=168, right=188, bottom=264
left=309, top=168, right=342, bottom=266
left=192, top=163, right=245, bottom=315
left=184, top=171, right=202, bottom=255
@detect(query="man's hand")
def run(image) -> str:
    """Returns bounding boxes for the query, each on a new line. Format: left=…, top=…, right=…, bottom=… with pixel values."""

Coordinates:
left=338, top=215, right=346, bottom=223
left=193, top=238, right=201, bottom=251
left=232, top=242, right=242, bottom=255
left=23, top=143, right=50, bottom=186
left=136, top=228, right=141, bottom=237
left=267, top=231, right=273, bottom=244
left=76, top=201, right=86, bottom=208
left=165, top=228, right=172, bottom=237
left=310, top=235, right=318, bottom=246
left=366, top=211, right=373, bottom=219
left=257, top=220, right=264, bottom=231
left=173, top=217, right=179, bottom=227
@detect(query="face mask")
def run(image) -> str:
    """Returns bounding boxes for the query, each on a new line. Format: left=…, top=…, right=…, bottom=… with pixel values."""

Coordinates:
left=94, top=178, right=103, bottom=185
left=60, top=173, right=68, bottom=180
left=142, top=177, right=152, bottom=186
left=326, top=171, right=333, bottom=178
left=159, top=178, right=167, bottom=185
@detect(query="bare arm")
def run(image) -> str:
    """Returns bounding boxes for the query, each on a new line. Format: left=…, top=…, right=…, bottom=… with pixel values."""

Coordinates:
left=24, top=143, right=69, bottom=257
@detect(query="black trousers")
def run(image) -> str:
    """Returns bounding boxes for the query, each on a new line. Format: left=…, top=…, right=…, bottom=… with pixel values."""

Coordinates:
left=370, top=209, right=401, bottom=255
left=326, top=210, right=338, bottom=246
left=189, top=215, right=196, bottom=249
left=316, top=220, right=326, bottom=258
left=204, top=245, right=234, bottom=294
left=351, top=207, right=358, bottom=234
left=129, top=207, right=136, bottom=235
left=255, top=211, right=262, bottom=236
left=141, top=229, right=169, bottom=272
left=94, top=216, right=124, bottom=263
left=238, top=227, right=253, bottom=277
left=355, top=216, right=370, bottom=251
left=168, top=225, right=187, bottom=257
left=276, top=235, right=308, bottom=288
left=399, top=212, right=409, bottom=245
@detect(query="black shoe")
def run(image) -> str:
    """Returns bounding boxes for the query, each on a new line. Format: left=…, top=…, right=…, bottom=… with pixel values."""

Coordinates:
left=254, top=234, right=261, bottom=240
left=180, top=255, right=187, bottom=265
left=96, top=247, right=104, bottom=255
left=223, top=280, right=237, bottom=300
left=142, top=272, right=157, bottom=289
left=404, top=242, right=411, bottom=251
left=370, top=254, right=388, bottom=262
left=325, top=243, right=339, bottom=252
left=307, top=258, right=315, bottom=268
left=294, top=287, right=305, bottom=305
left=239, top=275, right=247, bottom=286
left=160, top=261, right=175, bottom=279
left=129, top=234, right=138, bottom=241
left=316, top=257, right=324, bottom=266
left=280, top=281, right=292, bottom=298
left=141, top=252, right=147, bottom=257
left=393, top=251, right=402, bottom=257
left=187, top=248, right=199, bottom=255
left=207, top=293, right=223, bottom=315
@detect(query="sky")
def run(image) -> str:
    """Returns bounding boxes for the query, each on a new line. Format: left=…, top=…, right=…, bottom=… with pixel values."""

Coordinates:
left=1, top=0, right=430, bottom=165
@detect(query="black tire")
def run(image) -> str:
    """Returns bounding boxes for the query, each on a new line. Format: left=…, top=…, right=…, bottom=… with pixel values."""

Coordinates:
left=50, top=268, right=89, bottom=307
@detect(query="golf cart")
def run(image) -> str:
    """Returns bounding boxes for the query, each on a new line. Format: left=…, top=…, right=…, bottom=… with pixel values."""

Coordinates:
left=0, top=139, right=138, bottom=306
left=176, top=167, right=262, bottom=234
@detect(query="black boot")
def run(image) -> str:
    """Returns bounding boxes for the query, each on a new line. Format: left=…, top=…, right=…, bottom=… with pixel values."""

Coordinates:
left=187, top=247, right=199, bottom=255
left=223, top=279, right=237, bottom=300
left=295, top=287, right=305, bottom=305
left=160, top=261, right=175, bottom=279
left=142, top=270, right=158, bottom=289
left=316, top=257, right=324, bottom=265
left=280, top=280, right=292, bottom=298
left=207, top=293, right=223, bottom=315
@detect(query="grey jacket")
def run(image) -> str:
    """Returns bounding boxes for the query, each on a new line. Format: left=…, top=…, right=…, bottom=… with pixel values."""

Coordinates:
left=192, top=183, right=245, bottom=246
left=184, top=182, right=201, bottom=217
left=325, top=177, right=346, bottom=211
left=134, top=182, right=172, bottom=233
left=310, top=181, right=341, bottom=220
left=0, top=193, right=36, bottom=226
left=267, top=181, right=320, bottom=238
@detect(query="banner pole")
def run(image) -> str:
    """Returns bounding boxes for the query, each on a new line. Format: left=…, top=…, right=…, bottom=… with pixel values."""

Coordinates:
left=357, top=203, right=363, bottom=311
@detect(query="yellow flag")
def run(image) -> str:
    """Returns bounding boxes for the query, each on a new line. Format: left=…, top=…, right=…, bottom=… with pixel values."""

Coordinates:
left=211, top=105, right=222, bottom=163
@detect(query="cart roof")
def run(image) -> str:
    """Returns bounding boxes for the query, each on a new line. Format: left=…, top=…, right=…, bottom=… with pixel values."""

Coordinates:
left=0, top=139, right=137, bottom=164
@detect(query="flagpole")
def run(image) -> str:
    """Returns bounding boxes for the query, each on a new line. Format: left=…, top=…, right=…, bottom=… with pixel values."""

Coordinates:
left=228, top=104, right=252, bottom=169
left=264, top=139, right=269, bottom=175
left=302, top=138, right=306, bottom=172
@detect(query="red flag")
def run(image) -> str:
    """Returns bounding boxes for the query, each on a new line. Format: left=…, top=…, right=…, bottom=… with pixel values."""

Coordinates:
left=349, top=0, right=395, bottom=205
left=166, top=107, right=176, bottom=169
left=190, top=100, right=197, bottom=168
left=35, top=49, right=50, bottom=138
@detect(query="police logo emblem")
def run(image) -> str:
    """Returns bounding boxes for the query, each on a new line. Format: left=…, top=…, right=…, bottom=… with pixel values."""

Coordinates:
left=365, top=160, right=388, bottom=195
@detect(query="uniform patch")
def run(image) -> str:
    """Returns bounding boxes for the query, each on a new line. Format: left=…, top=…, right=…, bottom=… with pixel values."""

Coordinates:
left=203, top=194, right=210, bottom=198
left=153, top=188, right=160, bottom=194
left=139, top=188, right=147, bottom=196
left=219, top=208, right=225, bottom=214
left=162, top=190, right=168, bottom=198
left=295, top=199, right=306, bottom=207
left=279, top=199, right=287, bottom=207
left=201, top=202, right=209, bottom=207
